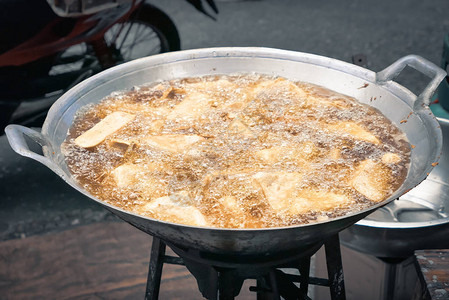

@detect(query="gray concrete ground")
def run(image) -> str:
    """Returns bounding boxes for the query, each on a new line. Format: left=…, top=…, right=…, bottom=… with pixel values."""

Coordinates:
left=1, top=0, right=449, bottom=241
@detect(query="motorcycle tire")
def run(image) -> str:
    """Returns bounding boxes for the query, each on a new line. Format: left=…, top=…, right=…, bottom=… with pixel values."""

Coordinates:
left=104, top=3, right=181, bottom=60
left=51, top=3, right=181, bottom=76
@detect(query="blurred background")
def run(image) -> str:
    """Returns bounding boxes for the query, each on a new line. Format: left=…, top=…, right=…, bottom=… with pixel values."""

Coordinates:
left=0, top=0, right=448, bottom=298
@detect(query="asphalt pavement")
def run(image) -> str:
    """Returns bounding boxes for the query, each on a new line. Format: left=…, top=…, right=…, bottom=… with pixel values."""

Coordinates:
left=1, top=0, right=449, bottom=241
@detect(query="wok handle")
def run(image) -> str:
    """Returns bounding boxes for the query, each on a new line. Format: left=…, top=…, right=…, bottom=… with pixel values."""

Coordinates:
left=376, top=55, right=447, bottom=108
left=5, top=125, right=66, bottom=178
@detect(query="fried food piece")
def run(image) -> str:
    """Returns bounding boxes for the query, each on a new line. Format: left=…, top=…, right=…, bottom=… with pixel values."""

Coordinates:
left=382, top=152, right=401, bottom=164
left=228, top=118, right=255, bottom=138
left=250, top=77, right=308, bottom=100
left=152, top=84, right=174, bottom=99
left=219, top=196, right=240, bottom=211
left=255, top=147, right=288, bottom=163
left=254, top=142, right=319, bottom=165
left=253, top=171, right=350, bottom=215
left=329, top=148, right=341, bottom=159
left=349, top=159, right=392, bottom=202
left=143, top=195, right=208, bottom=227
left=111, top=163, right=143, bottom=188
left=75, top=111, right=135, bottom=148
left=111, top=162, right=167, bottom=199
left=223, top=101, right=246, bottom=119
left=142, top=134, right=204, bottom=152
left=292, top=190, right=351, bottom=214
left=108, top=139, right=131, bottom=151
left=253, top=171, right=303, bottom=213
left=326, top=121, right=380, bottom=144
left=167, top=91, right=211, bottom=121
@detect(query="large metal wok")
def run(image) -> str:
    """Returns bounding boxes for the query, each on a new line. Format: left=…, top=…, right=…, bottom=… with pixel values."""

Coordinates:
left=5, top=48, right=446, bottom=259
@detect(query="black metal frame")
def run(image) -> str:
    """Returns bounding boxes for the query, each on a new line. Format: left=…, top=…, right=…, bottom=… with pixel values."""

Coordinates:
left=144, top=234, right=346, bottom=300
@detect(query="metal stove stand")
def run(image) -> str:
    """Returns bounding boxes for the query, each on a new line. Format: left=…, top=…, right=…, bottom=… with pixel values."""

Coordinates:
left=144, top=234, right=345, bottom=300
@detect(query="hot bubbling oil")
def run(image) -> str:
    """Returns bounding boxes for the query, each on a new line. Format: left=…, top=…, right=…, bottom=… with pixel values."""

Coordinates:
left=62, top=74, right=411, bottom=228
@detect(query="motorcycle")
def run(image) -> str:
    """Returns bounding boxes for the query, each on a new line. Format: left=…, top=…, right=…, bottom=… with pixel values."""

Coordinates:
left=0, top=0, right=218, bottom=132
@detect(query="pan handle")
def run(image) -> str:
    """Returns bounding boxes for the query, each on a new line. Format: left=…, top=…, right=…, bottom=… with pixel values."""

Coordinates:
left=5, top=125, right=66, bottom=178
left=376, top=55, right=447, bottom=108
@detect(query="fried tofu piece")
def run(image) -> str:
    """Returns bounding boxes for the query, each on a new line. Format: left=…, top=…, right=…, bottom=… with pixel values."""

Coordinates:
left=253, top=171, right=350, bottom=215
left=305, top=95, right=348, bottom=109
left=293, top=190, right=350, bottom=213
left=144, top=196, right=208, bottom=227
left=167, top=91, right=210, bottom=121
left=326, top=121, right=380, bottom=145
left=228, top=118, right=255, bottom=138
left=142, top=134, right=204, bottom=152
left=219, top=196, right=240, bottom=211
left=254, top=142, right=319, bottom=165
left=224, top=101, right=245, bottom=113
left=382, top=153, right=401, bottom=164
left=253, top=171, right=303, bottom=213
left=250, top=78, right=308, bottom=99
left=111, top=162, right=166, bottom=200
left=255, top=147, right=285, bottom=163
left=108, top=138, right=132, bottom=151
left=152, top=83, right=174, bottom=99
left=111, top=162, right=163, bottom=188
left=298, top=141, right=321, bottom=160
left=111, top=163, right=144, bottom=188
left=74, top=111, right=135, bottom=148
left=349, top=159, right=392, bottom=202
left=329, top=148, right=341, bottom=160
left=147, top=119, right=165, bottom=133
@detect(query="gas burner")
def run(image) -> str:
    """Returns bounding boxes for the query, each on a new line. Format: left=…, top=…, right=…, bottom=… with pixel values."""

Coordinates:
left=145, top=234, right=346, bottom=300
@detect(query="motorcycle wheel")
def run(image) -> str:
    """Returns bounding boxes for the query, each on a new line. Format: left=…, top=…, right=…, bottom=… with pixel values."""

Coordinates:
left=50, top=3, right=181, bottom=75
left=106, top=3, right=181, bottom=59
